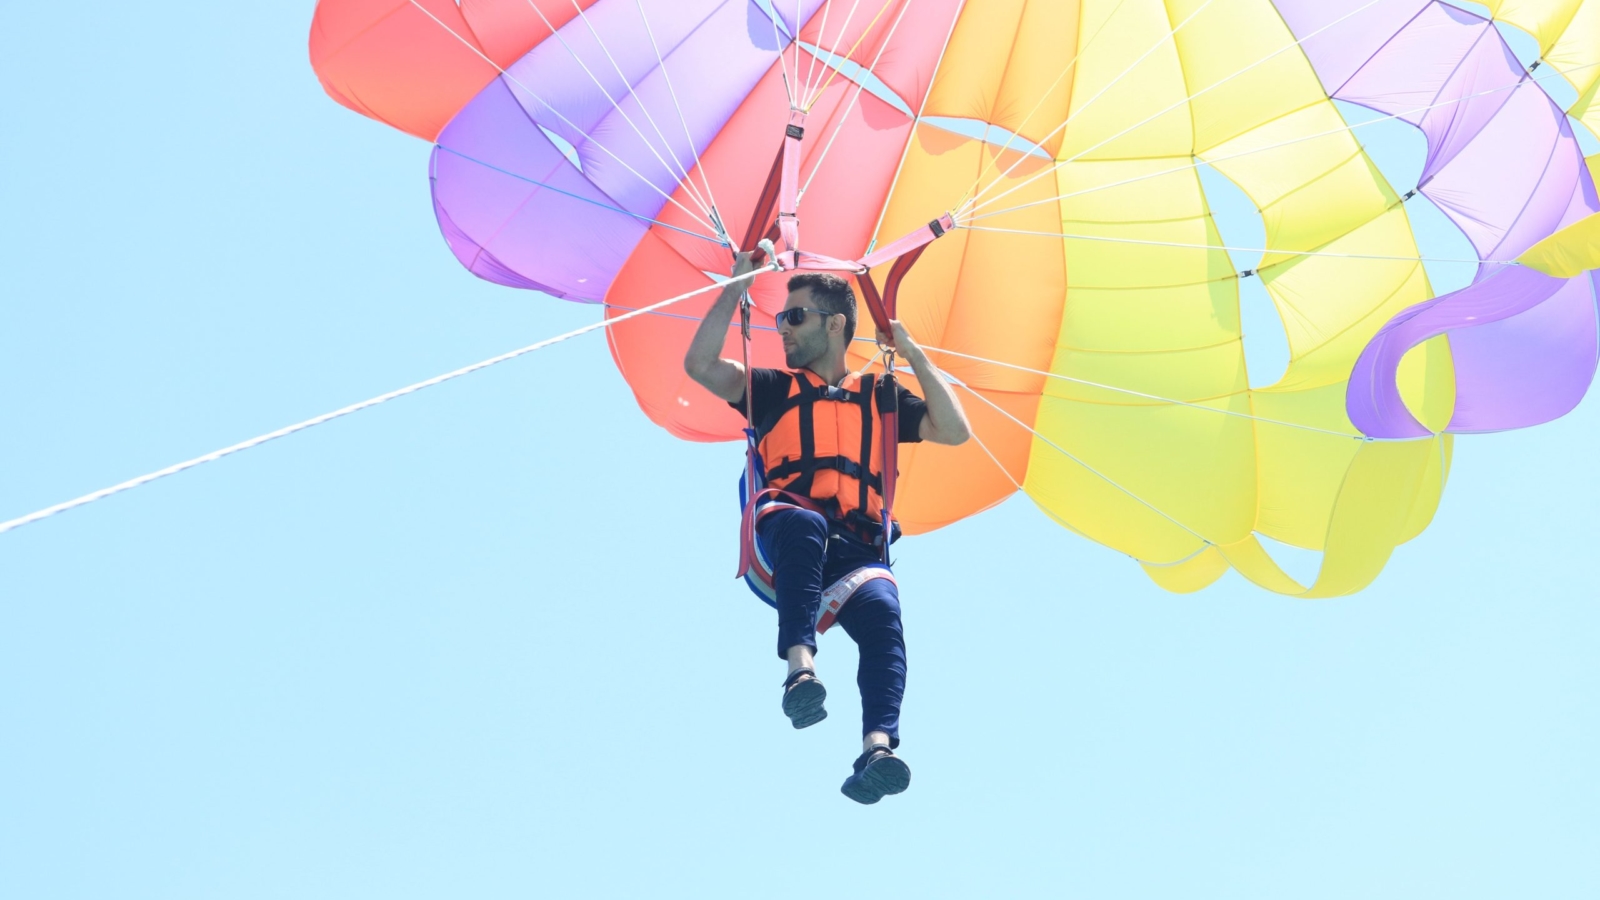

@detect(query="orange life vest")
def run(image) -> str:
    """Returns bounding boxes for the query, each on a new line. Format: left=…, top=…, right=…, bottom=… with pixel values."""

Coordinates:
left=755, top=368, right=889, bottom=530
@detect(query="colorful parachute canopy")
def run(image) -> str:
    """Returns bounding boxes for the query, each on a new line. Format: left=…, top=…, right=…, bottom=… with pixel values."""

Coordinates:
left=310, top=0, right=1600, bottom=596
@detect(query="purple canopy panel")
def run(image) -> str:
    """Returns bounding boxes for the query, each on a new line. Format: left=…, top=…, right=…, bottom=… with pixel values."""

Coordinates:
left=1445, top=180, right=1600, bottom=431
left=499, top=0, right=822, bottom=219
left=430, top=76, right=648, bottom=300
left=1274, top=0, right=1431, bottom=95
left=1448, top=270, right=1600, bottom=432
left=1277, top=0, right=1600, bottom=436
left=430, top=0, right=826, bottom=301
left=1347, top=264, right=1569, bottom=437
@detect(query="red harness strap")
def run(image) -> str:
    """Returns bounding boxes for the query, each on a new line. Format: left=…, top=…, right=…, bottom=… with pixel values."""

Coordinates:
left=735, top=118, right=949, bottom=573
left=742, top=150, right=784, bottom=258
left=735, top=487, right=823, bottom=585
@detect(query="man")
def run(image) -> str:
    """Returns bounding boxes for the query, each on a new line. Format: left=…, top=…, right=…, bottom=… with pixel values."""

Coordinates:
left=684, top=250, right=971, bottom=804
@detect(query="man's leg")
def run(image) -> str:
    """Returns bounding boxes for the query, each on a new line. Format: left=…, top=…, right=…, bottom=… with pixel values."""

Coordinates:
left=835, top=578, right=911, bottom=803
left=834, top=579, right=906, bottom=749
left=756, top=506, right=829, bottom=661
left=757, top=506, right=831, bottom=728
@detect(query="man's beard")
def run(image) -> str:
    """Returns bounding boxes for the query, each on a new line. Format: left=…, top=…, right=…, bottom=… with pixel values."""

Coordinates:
left=785, top=333, right=825, bottom=369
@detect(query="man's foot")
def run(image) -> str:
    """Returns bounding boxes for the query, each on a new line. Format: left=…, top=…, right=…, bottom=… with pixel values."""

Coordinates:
left=781, top=667, right=827, bottom=729
left=840, top=745, right=911, bottom=805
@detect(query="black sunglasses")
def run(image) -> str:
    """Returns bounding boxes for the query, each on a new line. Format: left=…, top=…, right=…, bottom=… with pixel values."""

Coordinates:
left=776, top=306, right=836, bottom=328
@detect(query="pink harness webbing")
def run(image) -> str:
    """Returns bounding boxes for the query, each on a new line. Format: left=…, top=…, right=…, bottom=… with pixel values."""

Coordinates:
left=734, top=117, right=953, bottom=577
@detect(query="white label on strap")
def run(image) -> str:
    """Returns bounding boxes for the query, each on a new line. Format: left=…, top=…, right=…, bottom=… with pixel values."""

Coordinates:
left=815, top=566, right=896, bottom=634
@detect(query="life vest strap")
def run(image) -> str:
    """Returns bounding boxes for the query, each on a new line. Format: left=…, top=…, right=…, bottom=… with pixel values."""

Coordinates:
left=855, top=373, right=875, bottom=520
left=756, top=370, right=884, bottom=508
left=763, top=455, right=883, bottom=495
left=753, top=381, right=869, bottom=443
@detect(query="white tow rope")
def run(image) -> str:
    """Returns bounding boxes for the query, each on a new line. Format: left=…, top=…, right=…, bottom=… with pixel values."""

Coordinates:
left=0, top=265, right=778, bottom=536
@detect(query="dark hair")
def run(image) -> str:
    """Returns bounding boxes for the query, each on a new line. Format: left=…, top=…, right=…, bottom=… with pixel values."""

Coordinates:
left=786, top=272, right=858, bottom=344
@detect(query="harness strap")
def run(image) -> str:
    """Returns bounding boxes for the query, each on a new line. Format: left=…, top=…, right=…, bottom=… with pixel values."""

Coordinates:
left=735, top=487, right=823, bottom=581
left=856, top=374, right=875, bottom=521
left=857, top=214, right=955, bottom=271
left=763, top=456, right=883, bottom=494
left=816, top=566, right=897, bottom=634
left=777, top=109, right=806, bottom=261
left=792, top=375, right=819, bottom=497
left=876, top=370, right=899, bottom=563
left=754, top=381, right=868, bottom=443
left=778, top=214, right=957, bottom=337
left=736, top=125, right=953, bottom=576
left=743, top=146, right=785, bottom=258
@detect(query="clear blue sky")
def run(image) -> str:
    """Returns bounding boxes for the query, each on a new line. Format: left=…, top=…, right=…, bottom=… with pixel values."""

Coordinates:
left=2, top=4, right=1596, bottom=898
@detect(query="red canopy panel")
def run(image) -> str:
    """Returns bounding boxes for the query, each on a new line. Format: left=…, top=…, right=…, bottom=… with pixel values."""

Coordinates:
left=309, top=0, right=601, bottom=140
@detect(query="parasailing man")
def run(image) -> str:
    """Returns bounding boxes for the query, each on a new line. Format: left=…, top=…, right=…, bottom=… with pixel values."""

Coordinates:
left=685, top=249, right=971, bottom=804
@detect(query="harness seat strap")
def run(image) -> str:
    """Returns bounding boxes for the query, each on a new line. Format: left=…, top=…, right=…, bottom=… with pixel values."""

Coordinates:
left=816, top=566, right=897, bottom=634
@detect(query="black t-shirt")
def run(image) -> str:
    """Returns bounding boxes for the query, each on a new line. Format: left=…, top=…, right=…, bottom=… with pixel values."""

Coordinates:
left=730, top=367, right=927, bottom=443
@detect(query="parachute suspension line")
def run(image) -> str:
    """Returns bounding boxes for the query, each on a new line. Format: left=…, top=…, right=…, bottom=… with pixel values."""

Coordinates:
left=951, top=0, right=1220, bottom=215
left=797, top=0, right=825, bottom=110
left=964, top=416, right=1026, bottom=493
left=961, top=0, right=1387, bottom=219
left=793, top=0, right=806, bottom=108
left=405, top=0, right=720, bottom=239
left=957, top=60, right=1600, bottom=225
left=948, top=0, right=1130, bottom=215
left=738, top=280, right=760, bottom=497
left=758, top=0, right=798, bottom=107
left=0, top=264, right=781, bottom=538
left=864, top=0, right=967, bottom=253
left=568, top=0, right=720, bottom=219
left=854, top=347, right=887, bottom=378
left=797, top=0, right=914, bottom=202
left=800, top=0, right=847, bottom=104
left=958, top=224, right=1512, bottom=267
left=434, top=145, right=725, bottom=243
left=799, top=0, right=829, bottom=99
left=802, top=0, right=896, bottom=111
left=920, top=344, right=1366, bottom=440
left=524, top=1, right=714, bottom=220
left=909, top=360, right=1027, bottom=494
left=632, top=0, right=728, bottom=239
left=950, top=380, right=1214, bottom=545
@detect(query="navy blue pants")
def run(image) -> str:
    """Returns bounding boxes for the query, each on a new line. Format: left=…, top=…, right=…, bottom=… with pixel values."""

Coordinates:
left=758, top=507, right=906, bottom=747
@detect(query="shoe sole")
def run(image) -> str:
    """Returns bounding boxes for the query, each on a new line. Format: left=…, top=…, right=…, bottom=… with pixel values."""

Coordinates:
left=841, top=755, right=911, bottom=805
left=782, top=679, right=827, bottom=729
left=864, top=756, right=911, bottom=796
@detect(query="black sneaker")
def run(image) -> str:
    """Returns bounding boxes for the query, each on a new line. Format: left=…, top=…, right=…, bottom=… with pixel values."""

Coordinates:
left=781, top=667, right=827, bottom=729
left=840, top=745, right=911, bottom=804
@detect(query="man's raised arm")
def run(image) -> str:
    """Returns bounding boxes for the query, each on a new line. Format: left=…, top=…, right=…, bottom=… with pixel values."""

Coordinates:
left=684, top=251, right=760, bottom=403
left=887, top=320, right=971, bottom=447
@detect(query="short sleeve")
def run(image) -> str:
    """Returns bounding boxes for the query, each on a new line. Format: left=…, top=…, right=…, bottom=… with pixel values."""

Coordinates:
left=895, top=385, right=927, bottom=443
left=727, top=368, right=792, bottom=425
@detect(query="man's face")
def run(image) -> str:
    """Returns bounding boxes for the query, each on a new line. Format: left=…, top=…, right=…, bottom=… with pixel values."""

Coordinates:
left=778, top=287, right=835, bottom=370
